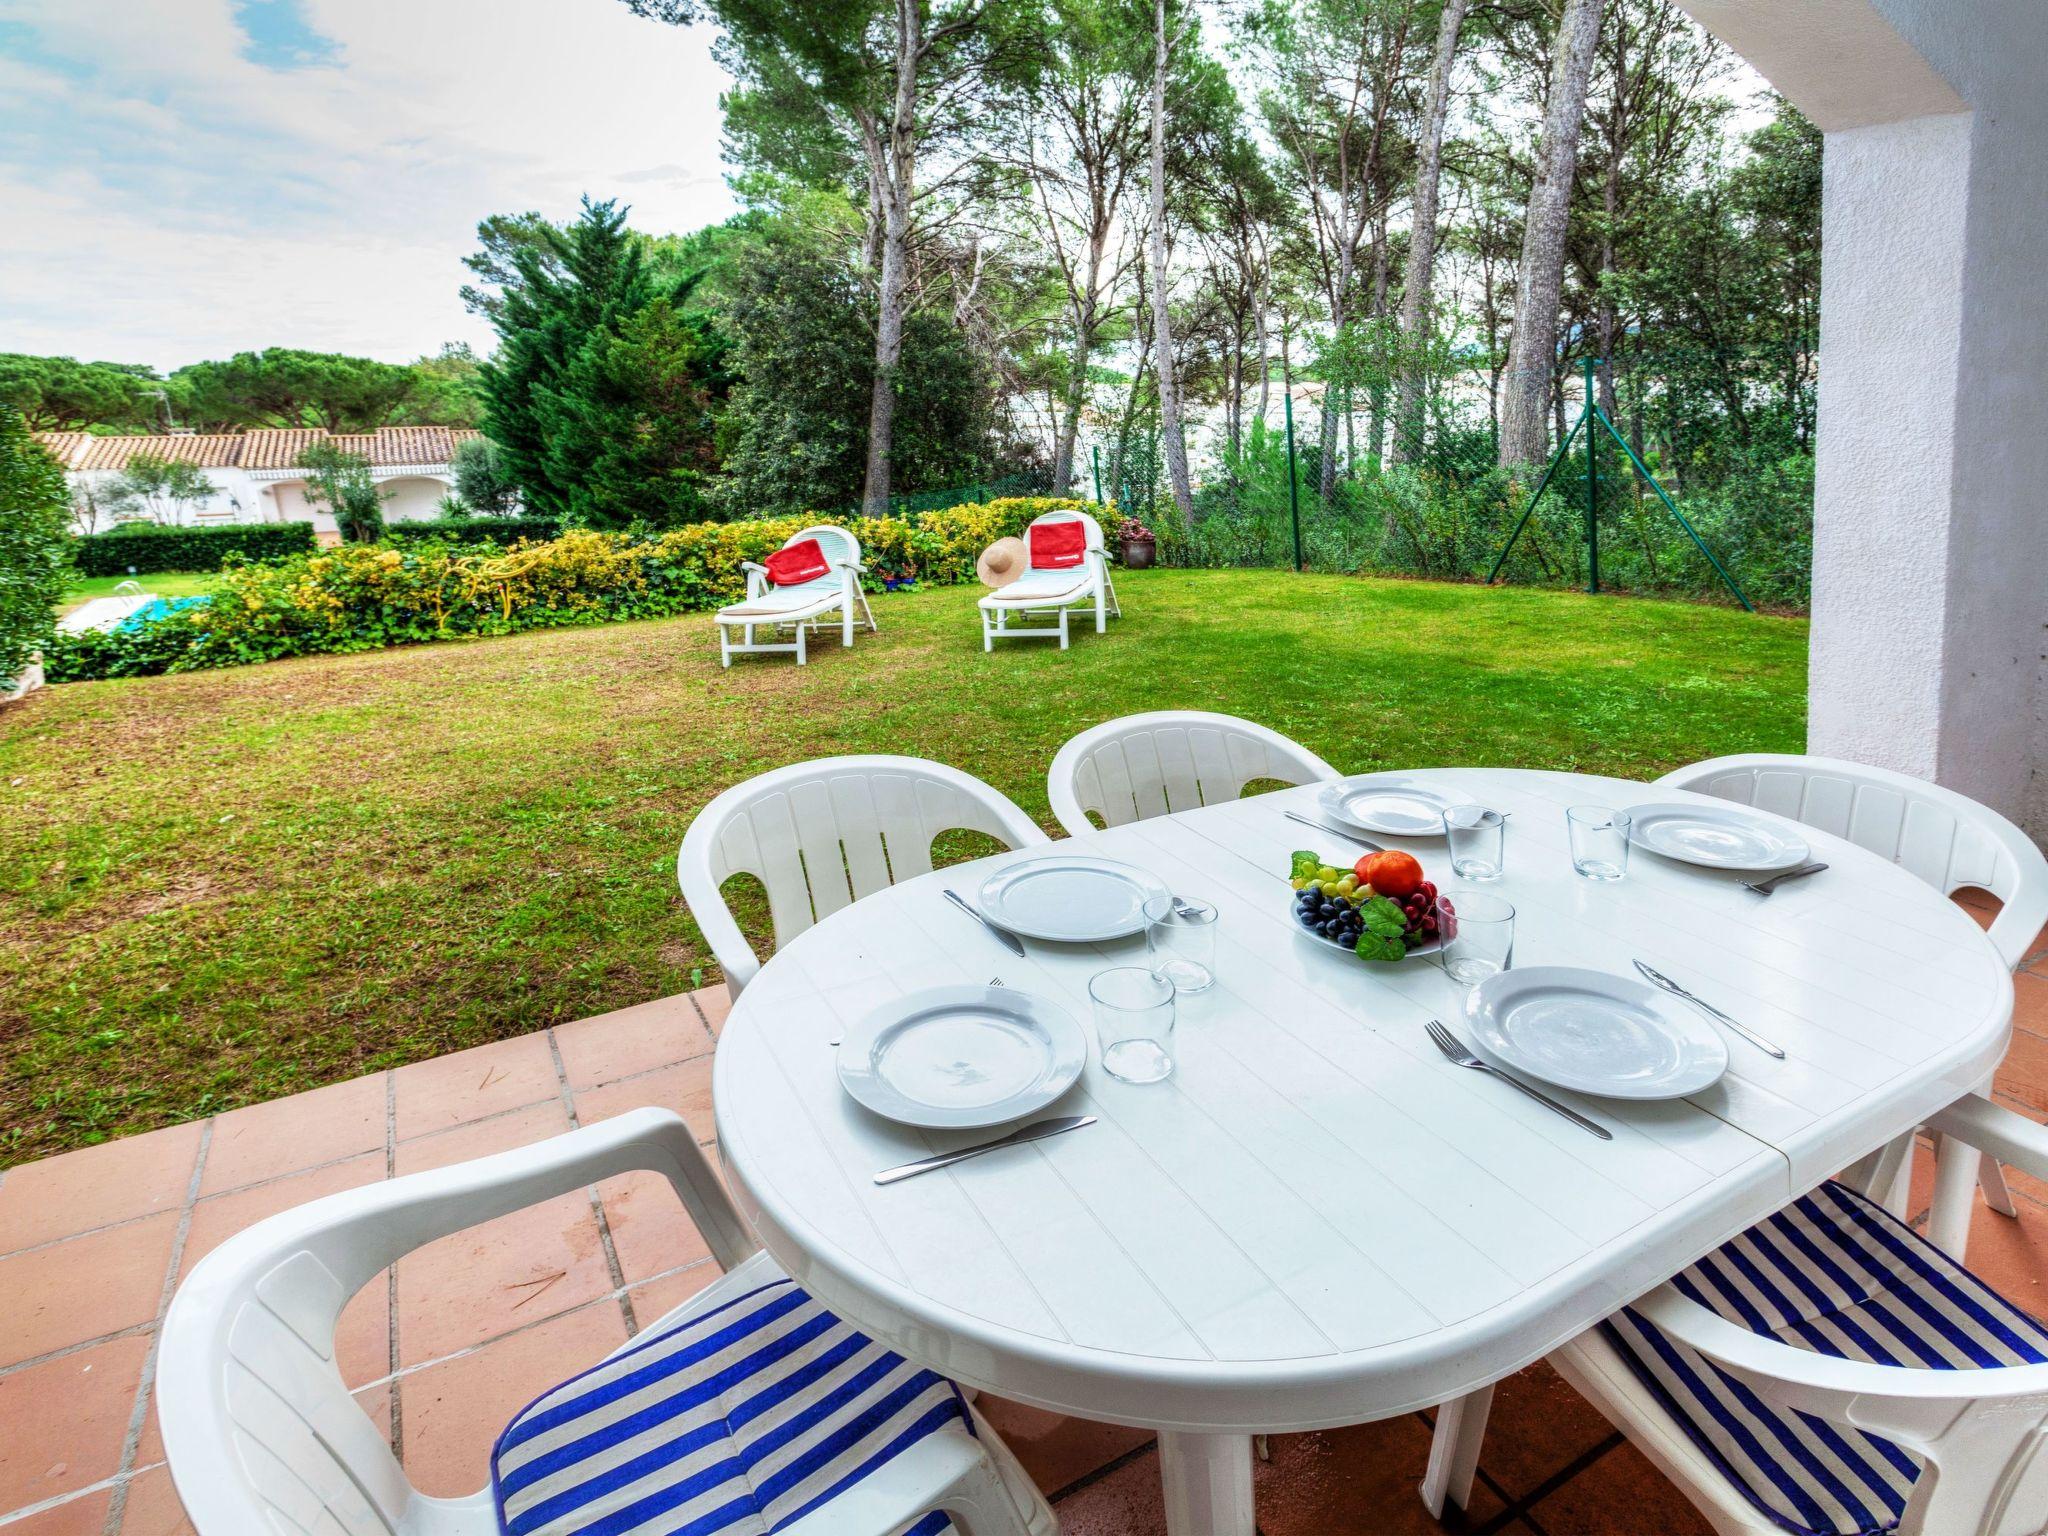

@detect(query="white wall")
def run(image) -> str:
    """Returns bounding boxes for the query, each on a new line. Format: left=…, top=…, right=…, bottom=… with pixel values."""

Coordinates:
left=1679, top=0, right=2048, bottom=842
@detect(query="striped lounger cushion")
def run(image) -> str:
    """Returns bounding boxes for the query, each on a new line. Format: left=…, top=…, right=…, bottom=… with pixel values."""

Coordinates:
left=1602, top=1179, right=2048, bottom=1536
left=492, top=1277, right=971, bottom=1535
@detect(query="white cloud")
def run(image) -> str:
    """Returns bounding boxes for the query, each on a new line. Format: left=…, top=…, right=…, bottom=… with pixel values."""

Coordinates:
left=0, top=0, right=740, bottom=370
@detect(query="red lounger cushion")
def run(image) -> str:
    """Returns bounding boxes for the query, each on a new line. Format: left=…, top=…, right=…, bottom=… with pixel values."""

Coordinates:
left=764, top=538, right=832, bottom=586
left=1029, top=520, right=1087, bottom=570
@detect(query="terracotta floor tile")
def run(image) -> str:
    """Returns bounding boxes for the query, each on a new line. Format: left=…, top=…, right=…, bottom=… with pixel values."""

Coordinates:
left=625, top=1263, right=722, bottom=1333
left=392, top=1034, right=561, bottom=1141
left=398, top=1301, right=628, bottom=1499
left=116, top=1467, right=195, bottom=1536
left=596, top=1171, right=713, bottom=1286
left=395, top=1099, right=571, bottom=1176
left=1956, top=1197, right=2048, bottom=1314
left=0, top=1122, right=203, bottom=1256
left=971, top=1399, right=1153, bottom=1499
left=0, top=1213, right=177, bottom=1367
left=175, top=1152, right=391, bottom=1390
left=1047, top=1443, right=1167, bottom=1536
left=0, top=1488, right=113, bottom=1536
left=395, top=1188, right=613, bottom=1367
left=553, top=995, right=713, bottom=1091
left=1257, top=1416, right=1501, bottom=1535
left=1523, top=1435, right=1714, bottom=1536
left=692, top=984, right=732, bottom=1040
left=2008, top=973, right=2048, bottom=1054
left=0, top=1333, right=149, bottom=1515
left=574, top=1055, right=716, bottom=1144
left=1457, top=1360, right=1617, bottom=1504
left=200, top=1074, right=386, bottom=1196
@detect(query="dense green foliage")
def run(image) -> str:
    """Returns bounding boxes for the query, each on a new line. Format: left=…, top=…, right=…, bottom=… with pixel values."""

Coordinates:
left=0, top=355, right=161, bottom=433
left=2, top=567, right=1807, bottom=1158
left=71, top=520, right=315, bottom=576
left=449, top=436, right=521, bottom=516
left=298, top=442, right=386, bottom=543
left=43, top=497, right=1105, bottom=681
left=383, top=515, right=563, bottom=546
left=0, top=407, right=73, bottom=683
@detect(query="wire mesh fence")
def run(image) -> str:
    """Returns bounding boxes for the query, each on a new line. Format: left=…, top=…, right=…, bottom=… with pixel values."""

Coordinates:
left=1116, top=343, right=1816, bottom=611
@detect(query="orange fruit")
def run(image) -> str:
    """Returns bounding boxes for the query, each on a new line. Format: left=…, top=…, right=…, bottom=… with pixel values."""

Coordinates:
left=1364, top=850, right=1425, bottom=899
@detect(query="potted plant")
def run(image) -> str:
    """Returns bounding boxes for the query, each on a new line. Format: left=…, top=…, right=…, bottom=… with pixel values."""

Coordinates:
left=1117, top=514, right=1156, bottom=569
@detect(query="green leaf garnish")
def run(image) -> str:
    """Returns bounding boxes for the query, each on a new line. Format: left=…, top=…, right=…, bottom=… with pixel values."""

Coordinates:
left=1360, top=894, right=1408, bottom=938
left=1290, top=850, right=1323, bottom=881
left=1354, top=930, right=1406, bottom=962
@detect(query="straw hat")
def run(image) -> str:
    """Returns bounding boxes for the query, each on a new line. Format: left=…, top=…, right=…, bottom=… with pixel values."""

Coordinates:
left=976, top=536, right=1028, bottom=589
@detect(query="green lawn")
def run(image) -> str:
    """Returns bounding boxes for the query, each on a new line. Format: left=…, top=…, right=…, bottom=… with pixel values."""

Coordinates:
left=0, top=569, right=1808, bottom=1162
left=59, top=570, right=216, bottom=615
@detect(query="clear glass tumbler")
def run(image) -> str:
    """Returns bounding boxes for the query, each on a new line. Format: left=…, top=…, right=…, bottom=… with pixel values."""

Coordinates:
left=1568, top=805, right=1632, bottom=882
left=1089, top=966, right=1176, bottom=1083
left=1440, top=891, right=1514, bottom=987
left=1145, top=894, right=1216, bottom=992
left=1443, top=805, right=1506, bottom=881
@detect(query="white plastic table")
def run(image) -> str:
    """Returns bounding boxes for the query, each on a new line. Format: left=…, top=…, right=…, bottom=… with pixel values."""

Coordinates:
left=711, top=769, right=2013, bottom=1535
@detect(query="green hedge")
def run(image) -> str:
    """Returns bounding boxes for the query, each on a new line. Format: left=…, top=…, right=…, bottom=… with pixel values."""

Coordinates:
left=383, top=516, right=562, bottom=547
left=43, top=496, right=1113, bottom=682
left=74, top=522, right=316, bottom=576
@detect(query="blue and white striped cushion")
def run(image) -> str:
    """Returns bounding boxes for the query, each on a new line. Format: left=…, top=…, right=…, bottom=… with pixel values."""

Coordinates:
left=491, top=1277, right=972, bottom=1536
left=1602, top=1179, right=2048, bottom=1536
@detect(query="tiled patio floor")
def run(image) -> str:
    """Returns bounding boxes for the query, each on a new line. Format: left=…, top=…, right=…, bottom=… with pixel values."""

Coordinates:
left=2, top=896, right=2044, bottom=1535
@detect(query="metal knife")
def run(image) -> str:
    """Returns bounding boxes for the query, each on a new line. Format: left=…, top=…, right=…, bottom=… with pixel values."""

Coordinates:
left=1633, top=959, right=1786, bottom=1059
left=942, top=888, right=1025, bottom=956
left=874, top=1115, right=1096, bottom=1186
left=1283, top=810, right=1383, bottom=852
left=1744, top=861, right=1828, bottom=896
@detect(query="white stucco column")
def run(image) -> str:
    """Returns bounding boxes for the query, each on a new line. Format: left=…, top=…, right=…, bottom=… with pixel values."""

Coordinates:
left=1679, top=0, right=2048, bottom=841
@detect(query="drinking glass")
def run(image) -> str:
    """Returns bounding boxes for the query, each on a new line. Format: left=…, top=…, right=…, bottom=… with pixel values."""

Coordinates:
left=1440, top=892, right=1514, bottom=987
left=1145, top=894, right=1216, bottom=993
left=1089, top=967, right=1176, bottom=1083
left=1443, top=805, right=1506, bottom=881
left=1568, top=805, right=1632, bottom=882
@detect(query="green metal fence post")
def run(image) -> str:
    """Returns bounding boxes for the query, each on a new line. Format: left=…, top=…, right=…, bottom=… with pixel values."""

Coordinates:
left=1091, top=445, right=1103, bottom=505
left=1284, top=389, right=1304, bottom=572
left=1583, top=354, right=1599, bottom=595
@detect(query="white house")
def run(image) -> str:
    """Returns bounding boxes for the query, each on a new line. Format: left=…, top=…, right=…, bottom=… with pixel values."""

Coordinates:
left=37, top=426, right=484, bottom=541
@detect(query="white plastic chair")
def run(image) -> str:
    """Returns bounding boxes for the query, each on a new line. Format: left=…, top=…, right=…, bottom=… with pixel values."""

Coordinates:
left=978, top=509, right=1120, bottom=651
left=678, top=755, right=1050, bottom=999
left=1653, top=753, right=2048, bottom=1259
left=1432, top=1097, right=2048, bottom=1536
left=1046, top=711, right=1340, bottom=837
left=715, top=523, right=877, bottom=667
left=157, top=1106, right=1054, bottom=1536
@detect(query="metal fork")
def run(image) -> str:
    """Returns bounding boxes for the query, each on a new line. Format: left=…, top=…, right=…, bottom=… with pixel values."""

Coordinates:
left=1423, top=1020, right=1613, bottom=1140
left=1743, top=861, right=1828, bottom=897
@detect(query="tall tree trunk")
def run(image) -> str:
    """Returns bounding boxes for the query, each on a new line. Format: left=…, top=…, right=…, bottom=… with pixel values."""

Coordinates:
left=1150, top=0, right=1194, bottom=527
left=1367, top=226, right=1391, bottom=470
left=1499, top=0, right=1603, bottom=467
left=1391, top=0, right=1468, bottom=465
left=860, top=0, right=923, bottom=516
left=1052, top=216, right=1112, bottom=494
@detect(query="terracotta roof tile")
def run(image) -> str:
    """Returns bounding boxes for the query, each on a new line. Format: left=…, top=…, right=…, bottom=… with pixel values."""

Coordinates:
left=30, top=427, right=483, bottom=474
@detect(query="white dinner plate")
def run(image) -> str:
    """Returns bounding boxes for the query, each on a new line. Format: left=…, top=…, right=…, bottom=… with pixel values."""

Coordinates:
left=1317, top=777, right=1459, bottom=838
left=1462, top=966, right=1728, bottom=1100
left=838, top=984, right=1088, bottom=1129
left=976, top=855, right=1172, bottom=943
left=1626, top=802, right=1811, bottom=872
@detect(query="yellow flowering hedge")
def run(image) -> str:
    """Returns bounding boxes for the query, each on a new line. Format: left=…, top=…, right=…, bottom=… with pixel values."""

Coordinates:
left=45, top=497, right=1113, bottom=680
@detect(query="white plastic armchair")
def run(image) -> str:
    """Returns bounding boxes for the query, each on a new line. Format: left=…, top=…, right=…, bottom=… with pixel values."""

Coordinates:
left=157, top=1107, right=1053, bottom=1536
left=718, top=523, right=877, bottom=667
left=978, top=509, right=1120, bottom=651
left=1654, top=752, right=2048, bottom=1257
left=1047, top=710, right=1340, bottom=837
left=1426, top=1098, right=2048, bottom=1536
left=678, top=754, right=1051, bottom=1000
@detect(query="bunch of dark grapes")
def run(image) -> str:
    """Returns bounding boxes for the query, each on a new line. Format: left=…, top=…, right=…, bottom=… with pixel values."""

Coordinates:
left=1295, top=887, right=1364, bottom=947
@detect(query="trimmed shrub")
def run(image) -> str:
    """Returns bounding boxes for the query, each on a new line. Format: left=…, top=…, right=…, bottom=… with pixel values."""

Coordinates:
left=74, top=522, right=316, bottom=577
left=383, top=516, right=562, bottom=547
left=2, top=405, right=73, bottom=685
left=44, top=496, right=1112, bottom=681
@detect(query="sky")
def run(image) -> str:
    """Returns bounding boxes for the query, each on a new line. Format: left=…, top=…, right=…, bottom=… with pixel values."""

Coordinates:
left=0, top=0, right=742, bottom=372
